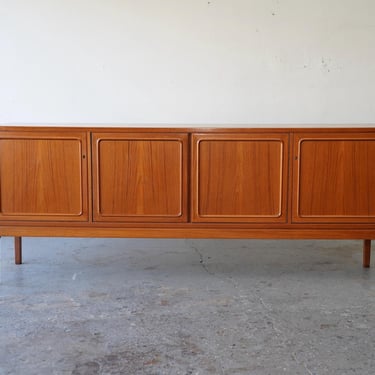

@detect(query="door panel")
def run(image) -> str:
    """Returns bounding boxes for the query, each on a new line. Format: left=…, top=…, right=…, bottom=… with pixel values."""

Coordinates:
left=0, top=131, right=88, bottom=221
left=192, top=133, right=289, bottom=223
left=92, top=133, right=187, bottom=222
left=293, top=133, right=375, bottom=223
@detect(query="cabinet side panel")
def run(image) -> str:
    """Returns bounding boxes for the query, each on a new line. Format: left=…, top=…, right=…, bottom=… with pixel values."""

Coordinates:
left=294, top=135, right=375, bottom=222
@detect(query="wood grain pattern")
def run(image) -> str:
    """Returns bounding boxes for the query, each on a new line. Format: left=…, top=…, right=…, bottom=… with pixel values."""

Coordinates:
left=192, top=133, right=289, bottom=222
left=293, top=134, right=375, bottom=223
left=0, top=131, right=88, bottom=221
left=92, top=133, right=188, bottom=222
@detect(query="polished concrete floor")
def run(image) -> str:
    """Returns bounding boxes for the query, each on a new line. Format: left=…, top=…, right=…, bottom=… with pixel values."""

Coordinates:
left=0, top=237, right=374, bottom=375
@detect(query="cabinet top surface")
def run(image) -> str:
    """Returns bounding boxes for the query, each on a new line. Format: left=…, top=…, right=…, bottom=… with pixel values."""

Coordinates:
left=1, top=124, right=375, bottom=131
left=0, top=124, right=375, bottom=134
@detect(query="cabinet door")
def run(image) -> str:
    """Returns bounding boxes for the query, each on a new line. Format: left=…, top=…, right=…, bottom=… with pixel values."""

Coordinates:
left=192, top=133, right=289, bottom=223
left=92, top=132, right=187, bottom=222
left=0, top=131, right=88, bottom=221
left=293, top=133, right=375, bottom=223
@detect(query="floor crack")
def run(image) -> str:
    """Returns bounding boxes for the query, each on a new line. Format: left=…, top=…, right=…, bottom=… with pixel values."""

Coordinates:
left=185, top=240, right=215, bottom=275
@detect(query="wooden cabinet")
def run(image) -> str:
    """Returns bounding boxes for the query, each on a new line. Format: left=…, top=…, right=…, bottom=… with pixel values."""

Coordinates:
left=0, top=127, right=373, bottom=267
left=92, top=132, right=188, bottom=222
left=192, top=133, right=289, bottom=223
left=0, top=130, right=88, bottom=221
left=293, top=133, right=375, bottom=223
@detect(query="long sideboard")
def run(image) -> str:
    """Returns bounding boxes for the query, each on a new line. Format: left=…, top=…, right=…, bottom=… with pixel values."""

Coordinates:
left=0, top=126, right=373, bottom=267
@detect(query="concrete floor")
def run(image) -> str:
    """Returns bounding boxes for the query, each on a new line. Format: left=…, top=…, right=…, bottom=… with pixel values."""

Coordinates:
left=0, top=237, right=374, bottom=375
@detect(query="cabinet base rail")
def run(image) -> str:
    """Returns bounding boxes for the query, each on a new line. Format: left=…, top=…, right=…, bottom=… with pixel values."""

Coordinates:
left=9, top=236, right=372, bottom=268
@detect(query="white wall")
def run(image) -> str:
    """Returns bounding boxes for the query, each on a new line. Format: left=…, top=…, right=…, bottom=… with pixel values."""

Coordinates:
left=1, top=0, right=374, bottom=125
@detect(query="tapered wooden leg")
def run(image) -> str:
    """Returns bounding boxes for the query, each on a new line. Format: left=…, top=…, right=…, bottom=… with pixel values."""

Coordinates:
left=363, top=240, right=371, bottom=268
left=15, top=237, right=22, bottom=265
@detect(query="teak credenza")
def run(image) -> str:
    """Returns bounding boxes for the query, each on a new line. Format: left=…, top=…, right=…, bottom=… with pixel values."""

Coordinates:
left=0, top=126, right=373, bottom=267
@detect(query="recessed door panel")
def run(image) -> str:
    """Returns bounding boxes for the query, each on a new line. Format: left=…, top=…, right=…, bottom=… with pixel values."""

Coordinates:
left=0, top=131, right=88, bottom=221
left=93, top=133, right=187, bottom=222
left=192, top=133, right=289, bottom=223
left=293, top=133, right=375, bottom=223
